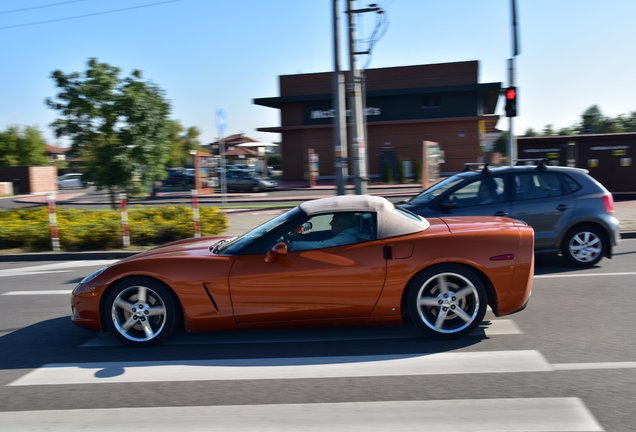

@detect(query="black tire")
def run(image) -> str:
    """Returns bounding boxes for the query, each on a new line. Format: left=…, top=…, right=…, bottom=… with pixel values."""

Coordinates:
left=406, top=264, right=487, bottom=338
left=103, top=277, right=178, bottom=346
left=561, top=225, right=606, bottom=267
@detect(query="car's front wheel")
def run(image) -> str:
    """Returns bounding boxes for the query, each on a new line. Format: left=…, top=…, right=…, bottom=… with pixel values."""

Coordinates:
left=562, top=225, right=606, bottom=267
left=104, top=277, right=178, bottom=346
left=407, top=264, right=487, bottom=338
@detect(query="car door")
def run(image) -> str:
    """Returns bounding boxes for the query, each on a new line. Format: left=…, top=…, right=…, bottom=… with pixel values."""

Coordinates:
left=228, top=212, right=387, bottom=323
left=509, top=171, right=576, bottom=249
left=428, top=174, right=511, bottom=218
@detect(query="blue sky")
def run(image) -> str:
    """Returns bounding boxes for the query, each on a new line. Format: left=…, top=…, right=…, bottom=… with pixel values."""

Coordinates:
left=1, top=0, right=635, bottom=146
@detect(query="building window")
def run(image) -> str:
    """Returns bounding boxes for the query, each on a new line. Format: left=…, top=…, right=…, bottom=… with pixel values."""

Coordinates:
left=420, top=95, right=441, bottom=108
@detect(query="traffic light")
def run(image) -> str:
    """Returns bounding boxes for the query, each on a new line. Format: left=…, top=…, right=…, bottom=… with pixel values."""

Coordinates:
left=504, top=86, right=517, bottom=117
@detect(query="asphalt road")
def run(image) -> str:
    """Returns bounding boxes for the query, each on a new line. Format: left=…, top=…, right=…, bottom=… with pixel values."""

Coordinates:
left=0, top=241, right=635, bottom=431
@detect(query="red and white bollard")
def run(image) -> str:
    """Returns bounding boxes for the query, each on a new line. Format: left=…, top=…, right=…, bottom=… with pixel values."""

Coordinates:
left=47, top=193, right=60, bottom=252
left=191, top=189, right=201, bottom=238
left=119, top=193, right=130, bottom=248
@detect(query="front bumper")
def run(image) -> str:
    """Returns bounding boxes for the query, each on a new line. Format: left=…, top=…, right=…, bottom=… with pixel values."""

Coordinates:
left=70, top=283, right=103, bottom=331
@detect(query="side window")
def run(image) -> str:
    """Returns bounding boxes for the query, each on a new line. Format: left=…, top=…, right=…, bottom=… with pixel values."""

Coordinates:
left=286, top=211, right=376, bottom=252
left=514, top=172, right=563, bottom=201
left=446, top=176, right=506, bottom=207
left=561, top=174, right=581, bottom=194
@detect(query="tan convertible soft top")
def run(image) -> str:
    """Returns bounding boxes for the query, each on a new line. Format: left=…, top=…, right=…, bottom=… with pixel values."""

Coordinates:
left=299, top=194, right=429, bottom=239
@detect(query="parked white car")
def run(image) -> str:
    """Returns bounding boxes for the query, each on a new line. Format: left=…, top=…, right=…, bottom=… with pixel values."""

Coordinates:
left=57, top=173, right=84, bottom=189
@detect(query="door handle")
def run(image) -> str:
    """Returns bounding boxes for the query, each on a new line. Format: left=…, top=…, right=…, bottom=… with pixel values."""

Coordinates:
left=556, top=204, right=568, bottom=212
left=494, top=210, right=508, bottom=217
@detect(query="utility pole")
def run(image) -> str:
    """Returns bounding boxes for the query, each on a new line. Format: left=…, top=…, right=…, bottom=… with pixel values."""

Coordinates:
left=347, top=0, right=376, bottom=195
left=507, top=0, right=520, bottom=166
left=332, top=0, right=348, bottom=195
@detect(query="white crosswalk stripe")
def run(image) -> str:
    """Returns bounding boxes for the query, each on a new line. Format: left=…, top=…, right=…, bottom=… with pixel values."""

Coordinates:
left=0, top=260, right=117, bottom=278
left=0, top=398, right=603, bottom=431
left=8, top=350, right=553, bottom=386
left=0, top=315, right=607, bottom=431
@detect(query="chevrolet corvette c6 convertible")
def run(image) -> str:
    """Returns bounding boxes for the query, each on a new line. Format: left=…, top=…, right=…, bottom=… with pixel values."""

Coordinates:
left=71, top=195, right=534, bottom=346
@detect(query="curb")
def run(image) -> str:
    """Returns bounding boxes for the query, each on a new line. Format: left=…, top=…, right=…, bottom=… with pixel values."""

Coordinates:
left=0, top=251, right=140, bottom=262
left=13, top=191, right=417, bottom=206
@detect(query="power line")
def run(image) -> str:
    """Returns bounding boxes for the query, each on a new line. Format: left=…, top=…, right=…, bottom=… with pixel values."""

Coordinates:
left=0, top=0, right=181, bottom=31
left=0, top=0, right=91, bottom=16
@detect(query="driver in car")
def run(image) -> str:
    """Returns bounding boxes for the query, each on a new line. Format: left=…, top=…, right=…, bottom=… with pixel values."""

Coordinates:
left=289, top=212, right=359, bottom=251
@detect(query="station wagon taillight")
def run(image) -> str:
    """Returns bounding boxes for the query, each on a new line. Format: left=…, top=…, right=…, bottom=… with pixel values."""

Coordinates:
left=602, top=194, right=614, bottom=214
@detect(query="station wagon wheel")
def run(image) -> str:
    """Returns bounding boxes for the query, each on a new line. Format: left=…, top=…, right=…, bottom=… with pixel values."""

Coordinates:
left=407, top=264, right=487, bottom=338
left=562, top=225, right=605, bottom=267
left=104, top=277, right=177, bottom=346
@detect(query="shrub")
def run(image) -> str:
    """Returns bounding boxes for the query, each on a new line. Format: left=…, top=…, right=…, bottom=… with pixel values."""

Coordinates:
left=0, top=205, right=227, bottom=251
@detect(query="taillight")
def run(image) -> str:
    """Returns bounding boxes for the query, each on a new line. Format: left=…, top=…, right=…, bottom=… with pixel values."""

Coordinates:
left=602, top=194, right=614, bottom=213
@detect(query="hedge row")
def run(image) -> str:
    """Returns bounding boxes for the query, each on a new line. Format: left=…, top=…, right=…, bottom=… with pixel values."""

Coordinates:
left=0, top=206, right=227, bottom=251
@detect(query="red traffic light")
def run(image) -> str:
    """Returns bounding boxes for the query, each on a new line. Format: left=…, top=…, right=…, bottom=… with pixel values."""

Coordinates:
left=504, top=86, right=517, bottom=117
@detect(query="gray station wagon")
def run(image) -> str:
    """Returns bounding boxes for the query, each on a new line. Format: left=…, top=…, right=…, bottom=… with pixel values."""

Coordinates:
left=399, top=163, right=620, bottom=267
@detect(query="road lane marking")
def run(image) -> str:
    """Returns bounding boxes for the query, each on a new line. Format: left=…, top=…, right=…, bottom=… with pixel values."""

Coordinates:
left=535, top=272, right=636, bottom=279
left=0, top=260, right=117, bottom=278
left=80, top=319, right=521, bottom=347
left=8, top=350, right=552, bottom=386
left=0, top=398, right=603, bottom=431
left=553, top=361, right=636, bottom=371
left=3, top=290, right=72, bottom=296
left=0, top=270, right=73, bottom=278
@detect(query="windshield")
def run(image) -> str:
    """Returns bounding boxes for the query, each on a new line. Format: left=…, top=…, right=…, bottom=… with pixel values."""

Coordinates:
left=408, top=175, right=466, bottom=206
left=216, top=207, right=302, bottom=255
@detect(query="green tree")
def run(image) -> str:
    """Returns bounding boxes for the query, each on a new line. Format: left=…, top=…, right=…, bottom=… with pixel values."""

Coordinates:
left=0, top=127, right=19, bottom=166
left=18, top=126, right=48, bottom=166
left=46, top=58, right=172, bottom=207
left=166, top=121, right=202, bottom=168
left=524, top=128, right=538, bottom=137
left=557, top=126, right=576, bottom=136
left=616, top=112, right=636, bottom=132
left=542, top=124, right=556, bottom=136
left=0, top=125, right=48, bottom=166
left=580, top=105, right=606, bottom=134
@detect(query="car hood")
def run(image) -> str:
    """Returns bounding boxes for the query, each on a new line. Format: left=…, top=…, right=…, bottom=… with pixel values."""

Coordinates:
left=119, top=236, right=233, bottom=262
left=439, top=216, right=526, bottom=233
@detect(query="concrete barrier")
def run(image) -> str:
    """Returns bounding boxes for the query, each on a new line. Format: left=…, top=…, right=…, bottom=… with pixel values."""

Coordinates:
left=0, top=182, right=13, bottom=196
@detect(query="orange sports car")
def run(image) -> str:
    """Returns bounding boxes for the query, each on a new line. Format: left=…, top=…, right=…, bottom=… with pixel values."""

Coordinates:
left=71, top=195, right=534, bottom=346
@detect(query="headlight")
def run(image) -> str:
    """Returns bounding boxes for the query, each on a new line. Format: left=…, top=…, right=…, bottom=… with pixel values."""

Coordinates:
left=80, top=267, right=107, bottom=284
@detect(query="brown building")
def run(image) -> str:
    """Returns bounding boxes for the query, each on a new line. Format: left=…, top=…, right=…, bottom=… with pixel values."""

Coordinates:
left=517, top=132, right=636, bottom=194
left=255, top=61, right=501, bottom=182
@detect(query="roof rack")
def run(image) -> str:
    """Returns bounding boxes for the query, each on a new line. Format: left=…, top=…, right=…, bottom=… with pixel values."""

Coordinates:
left=463, top=162, right=491, bottom=174
left=514, top=158, right=548, bottom=170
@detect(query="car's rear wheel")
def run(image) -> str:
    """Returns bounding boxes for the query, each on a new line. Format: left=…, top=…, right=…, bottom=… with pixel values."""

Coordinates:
left=104, top=277, right=177, bottom=346
left=407, top=264, right=487, bottom=338
left=562, top=225, right=605, bottom=267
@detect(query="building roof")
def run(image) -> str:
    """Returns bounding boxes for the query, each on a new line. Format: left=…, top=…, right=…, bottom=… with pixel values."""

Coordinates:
left=206, top=133, right=260, bottom=147
left=45, top=145, right=71, bottom=154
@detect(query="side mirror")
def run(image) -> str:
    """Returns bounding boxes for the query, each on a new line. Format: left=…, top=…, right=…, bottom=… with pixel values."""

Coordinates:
left=301, top=221, right=313, bottom=232
left=265, top=241, right=288, bottom=263
left=440, top=201, right=457, bottom=211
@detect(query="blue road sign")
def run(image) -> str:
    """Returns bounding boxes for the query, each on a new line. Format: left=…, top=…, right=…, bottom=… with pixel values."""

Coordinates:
left=216, top=109, right=227, bottom=135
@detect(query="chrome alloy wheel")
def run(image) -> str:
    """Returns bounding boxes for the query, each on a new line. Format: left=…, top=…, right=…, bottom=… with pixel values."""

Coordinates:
left=568, top=230, right=602, bottom=263
left=111, top=285, right=167, bottom=343
left=415, top=272, right=480, bottom=334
